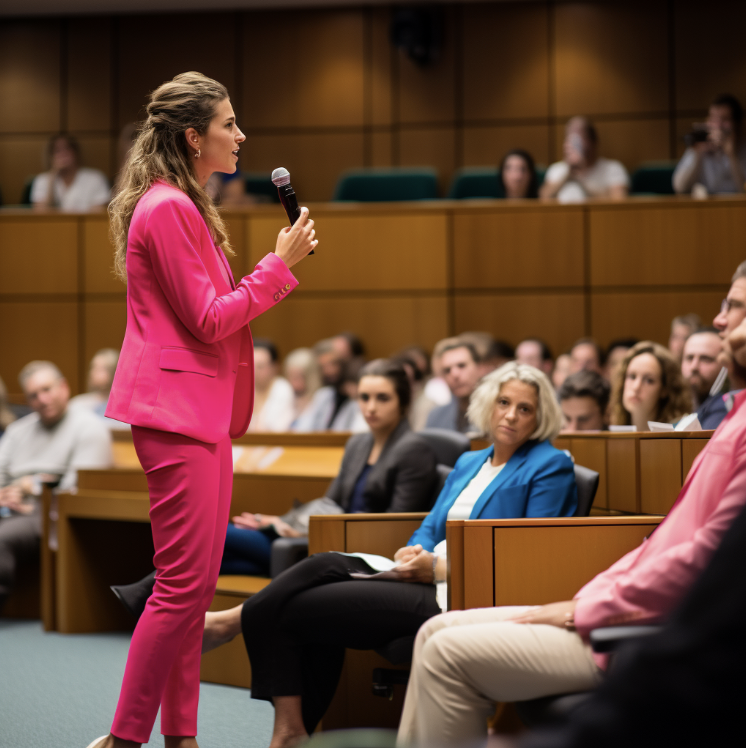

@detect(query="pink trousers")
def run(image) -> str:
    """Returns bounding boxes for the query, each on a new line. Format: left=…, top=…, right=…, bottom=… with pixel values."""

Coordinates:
left=111, top=426, right=233, bottom=742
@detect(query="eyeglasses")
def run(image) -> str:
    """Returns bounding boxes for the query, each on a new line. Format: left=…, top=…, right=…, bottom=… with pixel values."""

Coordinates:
left=720, top=298, right=746, bottom=314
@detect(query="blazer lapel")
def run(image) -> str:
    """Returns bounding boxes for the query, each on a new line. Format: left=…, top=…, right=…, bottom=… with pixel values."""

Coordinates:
left=339, top=434, right=373, bottom=511
left=469, top=442, right=531, bottom=519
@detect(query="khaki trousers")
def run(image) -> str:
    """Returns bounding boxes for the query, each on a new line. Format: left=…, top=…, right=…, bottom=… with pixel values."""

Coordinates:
left=397, top=606, right=603, bottom=747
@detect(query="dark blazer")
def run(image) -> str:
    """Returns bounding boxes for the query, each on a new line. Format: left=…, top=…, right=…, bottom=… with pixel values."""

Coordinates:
left=325, top=419, right=438, bottom=513
left=409, top=439, right=577, bottom=551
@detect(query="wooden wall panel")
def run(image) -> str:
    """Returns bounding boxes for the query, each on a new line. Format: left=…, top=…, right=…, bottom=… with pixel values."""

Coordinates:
left=453, top=294, right=585, bottom=356
left=0, top=136, right=48, bottom=205
left=249, top=295, right=449, bottom=360
left=397, top=127, right=456, bottom=194
left=462, top=125, right=551, bottom=170
left=0, top=302, right=79, bottom=393
left=222, top=214, right=248, bottom=279
left=462, top=2, right=550, bottom=120
left=370, top=131, right=394, bottom=167
left=369, top=7, right=394, bottom=127
left=590, top=291, right=725, bottom=349
left=554, top=1, right=669, bottom=117
left=0, top=21, right=61, bottom=134
left=67, top=18, right=112, bottom=133
left=640, top=440, right=682, bottom=515
left=242, top=9, right=365, bottom=129
left=83, top=217, right=120, bottom=293
left=75, top=136, right=114, bottom=184
left=453, top=208, right=584, bottom=288
left=248, top=213, right=448, bottom=292
left=116, top=14, right=237, bottom=129
left=0, top=218, right=78, bottom=294
left=590, top=204, right=746, bottom=286
left=83, top=302, right=127, bottom=371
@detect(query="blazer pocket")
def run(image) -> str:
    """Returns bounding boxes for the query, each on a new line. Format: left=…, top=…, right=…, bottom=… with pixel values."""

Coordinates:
left=159, top=347, right=219, bottom=377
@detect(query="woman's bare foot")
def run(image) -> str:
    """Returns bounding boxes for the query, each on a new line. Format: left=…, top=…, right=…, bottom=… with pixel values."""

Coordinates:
left=202, top=606, right=242, bottom=653
left=88, top=736, right=140, bottom=748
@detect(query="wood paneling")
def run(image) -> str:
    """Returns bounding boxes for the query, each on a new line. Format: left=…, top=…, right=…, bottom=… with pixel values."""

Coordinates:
left=453, top=294, right=585, bottom=358
left=0, top=218, right=78, bottom=294
left=0, top=136, right=48, bottom=205
left=462, top=125, right=551, bottom=171
left=682, top=438, right=709, bottom=481
left=369, top=7, right=394, bottom=127
left=397, top=127, right=456, bottom=193
left=565, top=437, right=608, bottom=509
left=462, top=3, right=550, bottom=121
left=346, top=519, right=422, bottom=558
left=370, top=130, right=394, bottom=167
left=640, top=439, right=683, bottom=514
left=0, top=20, right=61, bottom=134
left=453, top=208, right=584, bottom=288
left=607, top=438, right=639, bottom=513
left=83, top=217, right=120, bottom=293
left=83, top=302, right=127, bottom=367
left=222, top=214, right=247, bottom=279
left=243, top=10, right=365, bottom=130
left=554, top=1, right=669, bottom=117
left=463, top=525, right=494, bottom=609
left=74, top=136, right=113, bottom=184
left=589, top=203, right=746, bottom=286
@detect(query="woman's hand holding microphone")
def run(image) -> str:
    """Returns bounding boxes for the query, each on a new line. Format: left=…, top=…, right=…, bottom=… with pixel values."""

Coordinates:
left=274, top=207, right=317, bottom=268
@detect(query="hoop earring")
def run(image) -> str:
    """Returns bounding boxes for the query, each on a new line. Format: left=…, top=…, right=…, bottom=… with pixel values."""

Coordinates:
left=194, top=149, right=201, bottom=159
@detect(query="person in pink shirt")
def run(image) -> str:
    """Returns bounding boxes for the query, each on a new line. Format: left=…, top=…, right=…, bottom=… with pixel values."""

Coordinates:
left=85, top=73, right=316, bottom=748
left=397, top=266, right=746, bottom=748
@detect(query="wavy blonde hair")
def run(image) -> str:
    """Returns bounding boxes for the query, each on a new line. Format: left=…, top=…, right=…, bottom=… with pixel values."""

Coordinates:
left=109, top=71, right=233, bottom=282
left=609, top=341, right=692, bottom=426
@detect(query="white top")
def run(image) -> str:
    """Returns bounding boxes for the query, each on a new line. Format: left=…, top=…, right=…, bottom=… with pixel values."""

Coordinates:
left=30, top=167, right=111, bottom=211
left=249, top=376, right=296, bottom=432
left=545, top=157, right=629, bottom=203
left=433, top=457, right=505, bottom=610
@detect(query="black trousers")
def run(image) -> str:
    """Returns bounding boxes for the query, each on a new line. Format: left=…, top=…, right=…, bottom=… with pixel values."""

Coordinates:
left=240, top=552, right=441, bottom=733
left=0, top=506, right=41, bottom=601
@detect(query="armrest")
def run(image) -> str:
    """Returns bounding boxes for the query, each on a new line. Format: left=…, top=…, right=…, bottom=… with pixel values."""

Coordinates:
left=270, top=537, right=309, bottom=578
left=590, top=625, right=662, bottom=653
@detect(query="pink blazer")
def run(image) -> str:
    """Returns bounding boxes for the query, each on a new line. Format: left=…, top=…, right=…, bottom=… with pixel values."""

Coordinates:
left=574, top=390, right=746, bottom=662
left=105, top=181, right=298, bottom=443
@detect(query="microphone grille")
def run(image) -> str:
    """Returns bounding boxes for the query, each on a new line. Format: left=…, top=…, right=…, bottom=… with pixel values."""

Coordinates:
left=271, top=167, right=291, bottom=186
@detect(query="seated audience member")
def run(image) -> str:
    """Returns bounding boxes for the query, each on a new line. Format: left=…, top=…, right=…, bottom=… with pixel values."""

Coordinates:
left=69, top=348, right=119, bottom=416
left=205, top=168, right=254, bottom=207
left=202, top=363, right=577, bottom=740
left=425, top=337, right=459, bottom=407
left=283, top=348, right=322, bottom=428
left=425, top=340, right=483, bottom=433
left=668, top=312, right=701, bottom=363
left=0, top=376, right=15, bottom=437
left=603, top=337, right=639, bottom=383
left=397, top=345, right=746, bottom=746
left=484, top=339, right=516, bottom=373
left=458, top=331, right=495, bottom=371
left=552, top=353, right=572, bottom=390
left=499, top=149, right=539, bottom=199
left=540, top=117, right=629, bottom=203
left=332, top=331, right=366, bottom=364
left=610, top=341, right=691, bottom=431
left=0, top=361, right=112, bottom=612
left=394, top=347, right=437, bottom=431
left=515, top=338, right=553, bottom=376
left=31, top=133, right=110, bottom=212
left=569, top=338, right=604, bottom=376
left=681, top=328, right=724, bottom=411
left=293, top=338, right=366, bottom=432
left=221, top=360, right=437, bottom=576
left=247, top=339, right=295, bottom=432
left=558, top=370, right=610, bottom=432
left=673, top=93, right=746, bottom=195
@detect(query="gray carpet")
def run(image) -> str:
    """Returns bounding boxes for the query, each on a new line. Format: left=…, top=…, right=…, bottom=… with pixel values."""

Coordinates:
left=0, top=619, right=274, bottom=748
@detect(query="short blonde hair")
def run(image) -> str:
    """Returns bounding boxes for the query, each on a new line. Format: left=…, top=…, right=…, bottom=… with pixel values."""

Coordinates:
left=467, top=361, right=562, bottom=443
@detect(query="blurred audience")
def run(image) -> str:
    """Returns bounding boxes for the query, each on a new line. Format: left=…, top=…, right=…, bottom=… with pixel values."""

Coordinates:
left=558, top=371, right=610, bottom=432
left=552, top=352, right=572, bottom=390
left=205, top=169, right=254, bottom=207
left=31, top=133, right=110, bottom=211
left=668, top=313, right=701, bottom=363
left=609, top=341, right=691, bottom=430
left=0, top=361, right=112, bottom=612
left=283, top=348, right=322, bottom=428
left=425, top=340, right=483, bottom=434
left=458, top=331, right=495, bottom=374
left=332, top=331, right=366, bottom=364
left=681, top=328, right=724, bottom=409
left=248, top=339, right=295, bottom=432
left=484, top=339, right=516, bottom=373
left=293, top=338, right=366, bottom=432
left=424, top=337, right=458, bottom=409
left=69, top=348, right=119, bottom=416
left=603, top=338, right=639, bottom=383
left=515, top=338, right=553, bottom=376
left=540, top=117, right=629, bottom=202
left=499, top=149, right=539, bottom=199
left=394, top=346, right=438, bottom=431
left=0, top=376, right=15, bottom=437
left=673, top=93, right=746, bottom=195
left=569, top=338, right=604, bottom=376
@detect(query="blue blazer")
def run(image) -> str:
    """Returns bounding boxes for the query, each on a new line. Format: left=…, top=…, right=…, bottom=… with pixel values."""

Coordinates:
left=408, top=440, right=577, bottom=551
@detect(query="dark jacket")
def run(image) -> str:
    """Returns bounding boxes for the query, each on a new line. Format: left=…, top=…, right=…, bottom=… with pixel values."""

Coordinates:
left=325, top=419, right=438, bottom=513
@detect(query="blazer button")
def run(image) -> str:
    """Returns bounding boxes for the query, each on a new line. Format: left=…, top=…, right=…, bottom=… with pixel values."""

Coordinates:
left=285, top=283, right=291, bottom=290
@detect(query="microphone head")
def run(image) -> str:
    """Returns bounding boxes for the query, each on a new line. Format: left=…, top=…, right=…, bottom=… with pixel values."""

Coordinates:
left=271, top=167, right=291, bottom=187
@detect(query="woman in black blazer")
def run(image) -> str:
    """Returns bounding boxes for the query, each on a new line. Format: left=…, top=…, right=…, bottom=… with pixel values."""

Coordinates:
left=220, top=359, right=438, bottom=575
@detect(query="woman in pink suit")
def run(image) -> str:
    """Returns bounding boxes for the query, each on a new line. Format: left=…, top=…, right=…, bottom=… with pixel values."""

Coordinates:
left=86, top=72, right=317, bottom=748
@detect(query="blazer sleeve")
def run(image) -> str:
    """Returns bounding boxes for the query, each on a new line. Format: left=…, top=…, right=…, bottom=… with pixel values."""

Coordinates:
left=145, top=197, right=297, bottom=344
left=384, top=437, right=437, bottom=513
left=525, top=451, right=578, bottom=518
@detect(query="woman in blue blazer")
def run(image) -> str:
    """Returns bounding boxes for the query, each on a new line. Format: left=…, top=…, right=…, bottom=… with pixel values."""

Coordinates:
left=203, top=362, right=577, bottom=746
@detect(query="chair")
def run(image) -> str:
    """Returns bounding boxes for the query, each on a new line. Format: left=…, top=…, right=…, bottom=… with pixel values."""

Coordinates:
left=630, top=161, right=677, bottom=195
left=573, top=464, right=600, bottom=517
left=417, top=428, right=470, bottom=468
left=20, top=177, right=35, bottom=205
left=244, top=172, right=280, bottom=202
left=333, top=168, right=439, bottom=202
left=447, top=168, right=502, bottom=199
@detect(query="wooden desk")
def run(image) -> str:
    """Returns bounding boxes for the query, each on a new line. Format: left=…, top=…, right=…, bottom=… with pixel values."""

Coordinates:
left=554, top=431, right=711, bottom=514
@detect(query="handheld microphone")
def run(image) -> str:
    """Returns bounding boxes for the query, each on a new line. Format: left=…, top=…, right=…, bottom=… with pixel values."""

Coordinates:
left=271, top=167, right=314, bottom=255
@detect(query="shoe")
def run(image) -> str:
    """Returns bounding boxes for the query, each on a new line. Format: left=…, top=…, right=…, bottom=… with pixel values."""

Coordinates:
left=110, top=570, right=157, bottom=620
left=85, top=737, right=108, bottom=748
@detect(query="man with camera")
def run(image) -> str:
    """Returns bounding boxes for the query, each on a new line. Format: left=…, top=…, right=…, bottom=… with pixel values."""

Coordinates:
left=673, top=94, right=746, bottom=195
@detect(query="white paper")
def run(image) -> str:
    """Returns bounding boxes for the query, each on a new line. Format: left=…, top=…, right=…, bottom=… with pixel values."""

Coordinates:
left=609, top=424, right=637, bottom=432
left=334, top=552, right=397, bottom=572
left=647, top=421, right=674, bottom=432
left=675, top=413, right=702, bottom=432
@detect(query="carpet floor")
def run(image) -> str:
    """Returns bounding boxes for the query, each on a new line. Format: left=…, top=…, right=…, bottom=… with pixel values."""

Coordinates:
left=0, top=618, right=274, bottom=748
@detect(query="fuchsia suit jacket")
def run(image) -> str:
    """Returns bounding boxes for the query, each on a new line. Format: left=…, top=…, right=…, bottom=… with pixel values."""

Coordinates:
left=574, top=390, right=746, bottom=662
left=106, top=181, right=298, bottom=443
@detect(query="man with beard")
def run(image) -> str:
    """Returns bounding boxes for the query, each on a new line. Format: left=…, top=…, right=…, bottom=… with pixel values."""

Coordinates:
left=680, top=328, right=725, bottom=428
